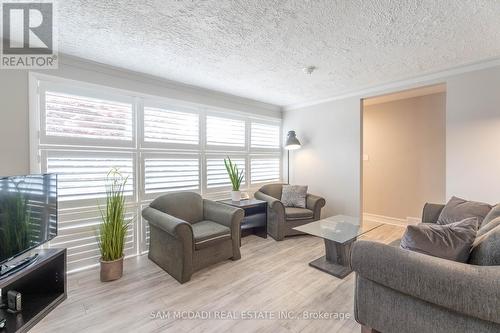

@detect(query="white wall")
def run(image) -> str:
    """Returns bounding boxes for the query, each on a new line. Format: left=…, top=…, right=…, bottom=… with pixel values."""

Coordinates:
left=446, top=67, right=500, bottom=204
left=284, top=64, right=500, bottom=219
left=0, top=55, right=281, bottom=177
left=283, top=97, right=361, bottom=217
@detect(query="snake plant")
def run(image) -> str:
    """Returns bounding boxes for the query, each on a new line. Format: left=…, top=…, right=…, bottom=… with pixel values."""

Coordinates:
left=224, top=157, right=244, bottom=191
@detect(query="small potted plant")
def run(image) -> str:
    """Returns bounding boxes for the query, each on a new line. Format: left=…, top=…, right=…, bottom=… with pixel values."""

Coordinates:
left=97, top=168, right=132, bottom=282
left=224, top=157, right=244, bottom=202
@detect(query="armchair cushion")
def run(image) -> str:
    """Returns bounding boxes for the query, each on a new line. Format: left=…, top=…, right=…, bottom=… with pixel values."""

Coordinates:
left=281, top=185, right=308, bottom=208
left=258, top=183, right=284, bottom=199
left=285, top=207, right=313, bottom=220
left=192, top=220, right=231, bottom=250
left=437, top=196, right=492, bottom=226
left=150, top=192, right=203, bottom=223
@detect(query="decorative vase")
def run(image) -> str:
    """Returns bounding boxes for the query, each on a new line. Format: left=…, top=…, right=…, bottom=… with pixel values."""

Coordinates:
left=100, top=256, right=124, bottom=282
left=231, top=190, right=241, bottom=202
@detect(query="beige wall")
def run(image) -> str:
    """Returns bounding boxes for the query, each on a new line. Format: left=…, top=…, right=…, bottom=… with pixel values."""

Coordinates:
left=362, top=93, right=446, bottom=219
left=0, top=71, right=29, bottom=176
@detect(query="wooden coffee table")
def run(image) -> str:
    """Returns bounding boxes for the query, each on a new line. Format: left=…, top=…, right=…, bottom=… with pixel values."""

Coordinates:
left=294, top=215, right=382, bottom=279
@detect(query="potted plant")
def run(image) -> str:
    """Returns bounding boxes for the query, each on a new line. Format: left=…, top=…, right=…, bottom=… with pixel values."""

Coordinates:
left=97, top=168, right=131, bottom=282
left=224, top=157, right=244, bottom=202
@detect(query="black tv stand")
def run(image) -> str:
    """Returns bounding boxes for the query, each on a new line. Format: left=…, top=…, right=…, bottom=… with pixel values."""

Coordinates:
left=0, top=249, right=66, bottom=333
left=0, top=254, right=39, bottom=280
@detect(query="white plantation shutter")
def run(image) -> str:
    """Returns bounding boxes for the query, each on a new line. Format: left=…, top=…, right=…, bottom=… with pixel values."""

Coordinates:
left=44, top=151, right=134, bottom=203
left=143, top=154, right=200, bottom=195
left=49, top=207, right=136, bottom=272
left=251, top=122, right=280, bottom=149
left=44, top=91, right=133, bottom=144
left=143, top=106, right=199, bottom=145
left=33, top=76, right=282, bottom=272
left=250, top=157, right=281, bottom=184
left=206, top=156, right=246, bottom=189
left=206, top=115, right=246, bottom=147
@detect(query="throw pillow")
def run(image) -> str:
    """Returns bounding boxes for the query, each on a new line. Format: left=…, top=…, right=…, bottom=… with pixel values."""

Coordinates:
left=437, top=196, right=492, bottom=225
left=400, top=217, right=478, bottom=263
left=469, top=224, right=500, bottom=266
left=482, top=204, right=500, bottom=228
left=281, top=185, right=308, bottom=208
left=477, top=216, right=500, bottom=237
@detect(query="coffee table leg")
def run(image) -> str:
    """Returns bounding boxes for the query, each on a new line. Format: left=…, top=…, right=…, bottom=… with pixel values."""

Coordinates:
left=309, top=239, right=355, bottom=278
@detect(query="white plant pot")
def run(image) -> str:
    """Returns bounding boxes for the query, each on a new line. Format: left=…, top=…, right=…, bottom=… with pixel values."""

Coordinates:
left=231, top=190, right=241, bottom=202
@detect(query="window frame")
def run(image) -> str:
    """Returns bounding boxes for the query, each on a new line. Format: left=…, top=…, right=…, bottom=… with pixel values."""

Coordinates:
left=38, top=80, right=137, bottom=149
left=141, top=98, right=202, bottom=150
left=30, top=73, right=283, bottom=272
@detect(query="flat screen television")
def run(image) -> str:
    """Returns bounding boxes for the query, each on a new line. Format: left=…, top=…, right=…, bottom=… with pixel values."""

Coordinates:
left=0, top=174, right=57, bottom=267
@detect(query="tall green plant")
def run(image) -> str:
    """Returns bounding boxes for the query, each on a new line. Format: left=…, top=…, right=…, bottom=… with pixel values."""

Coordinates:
left=224, top=157, right=244, bottom=191
left=97, top=168, right=131, bottom=262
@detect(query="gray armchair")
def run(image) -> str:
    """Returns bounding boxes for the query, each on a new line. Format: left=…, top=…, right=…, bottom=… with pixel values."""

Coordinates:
left=254, top=183, right=325, bottom=241
left=142, top=192, right=244, bottom=284
left=352, top=203, right=500, bottom=333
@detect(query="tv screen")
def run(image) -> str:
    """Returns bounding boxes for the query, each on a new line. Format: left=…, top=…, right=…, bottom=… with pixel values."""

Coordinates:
left=0, top=174, right=57, bottom=265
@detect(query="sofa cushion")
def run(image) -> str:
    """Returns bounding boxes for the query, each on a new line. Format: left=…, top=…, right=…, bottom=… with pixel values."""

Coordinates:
left=285, top=207, right=313, bottom=220
left=400, top=217, right=478, bottom=263
left=478, top=216, right=500, bottom=237
left=437, top=196, right=492, bottom=225
left=482, top=204, right=500, bottom=228
left=192, top=220, right=231, bottom=250
left=281, top=185, right=308, bottom=208
left=469, top=224, right=500, bottom=266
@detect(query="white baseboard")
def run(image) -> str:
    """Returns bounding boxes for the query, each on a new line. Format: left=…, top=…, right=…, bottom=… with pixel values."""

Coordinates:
left=363, top=213, right=421, bottom=226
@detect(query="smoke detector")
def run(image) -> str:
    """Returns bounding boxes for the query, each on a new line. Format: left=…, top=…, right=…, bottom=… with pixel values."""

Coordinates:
left=303, top=66, right=317, bottom=74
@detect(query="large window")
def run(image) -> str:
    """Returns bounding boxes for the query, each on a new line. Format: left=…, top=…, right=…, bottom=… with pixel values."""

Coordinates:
left=31, top=75, right=282, bottom=272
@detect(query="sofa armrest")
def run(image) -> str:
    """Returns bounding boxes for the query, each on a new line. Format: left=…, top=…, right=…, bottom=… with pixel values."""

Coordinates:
left=306, top=194, right=325, bottom=218
left=422, top=203, right=445, bottom=223
left=351, top=240, right=500, bottom=324
left=254, top=191, right=285, bottom=213
left=142, top=206, right=193, bottom=239
left=203, top=199, right=244, bottom=231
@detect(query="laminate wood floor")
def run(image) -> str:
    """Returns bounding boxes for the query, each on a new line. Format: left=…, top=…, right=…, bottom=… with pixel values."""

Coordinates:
left=32, top=224, right=404, bottom=333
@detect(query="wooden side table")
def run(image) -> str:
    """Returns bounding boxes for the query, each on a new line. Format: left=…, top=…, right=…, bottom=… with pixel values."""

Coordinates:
left=219, top=199, right=267, bottom=240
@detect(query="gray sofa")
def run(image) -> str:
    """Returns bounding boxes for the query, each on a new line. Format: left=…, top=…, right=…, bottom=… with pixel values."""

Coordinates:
left=142, top=192, right=244, bottom=283
left=254, top=183, right=325, bottom=241
left=352, top=203, right=500, bottom=333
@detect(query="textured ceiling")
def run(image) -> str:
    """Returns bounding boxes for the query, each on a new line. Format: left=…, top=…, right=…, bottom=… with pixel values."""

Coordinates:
left=58, top=0, right=500, bottom=106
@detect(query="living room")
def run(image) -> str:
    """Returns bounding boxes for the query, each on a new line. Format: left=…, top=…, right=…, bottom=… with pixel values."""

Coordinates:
left=0, top=1, right=499, bottom=333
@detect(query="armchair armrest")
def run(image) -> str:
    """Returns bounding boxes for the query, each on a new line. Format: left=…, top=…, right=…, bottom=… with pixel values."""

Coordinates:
left=306, top=194, right=325, bottom=218
left=422, top=203, right=445, bottom=223
left=351, top=240, right=500, bottom=324
left=142, top=206, right=193, bottom=239
left=203, top=199, right=244, bottom=230
left=254, top=191, right=285, bottom=213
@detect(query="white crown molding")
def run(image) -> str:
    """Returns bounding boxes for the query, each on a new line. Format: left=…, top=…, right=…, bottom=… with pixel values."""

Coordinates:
left=284, top=57, right=500, bottom=111
left=57, top=54, right=282, bottom=114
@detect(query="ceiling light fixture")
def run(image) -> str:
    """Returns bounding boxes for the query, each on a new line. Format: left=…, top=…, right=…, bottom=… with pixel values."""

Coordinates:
left=303, top=66, right=317, bottom=74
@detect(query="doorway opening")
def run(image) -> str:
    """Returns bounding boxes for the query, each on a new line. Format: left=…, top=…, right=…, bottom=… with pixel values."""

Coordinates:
left=361, top=84, right=446, bottom=226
